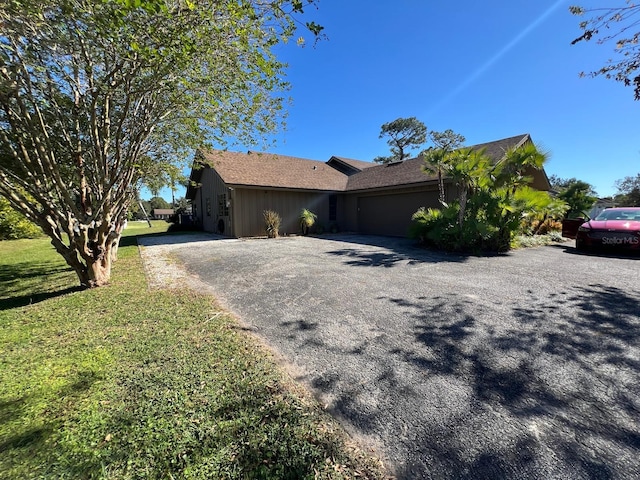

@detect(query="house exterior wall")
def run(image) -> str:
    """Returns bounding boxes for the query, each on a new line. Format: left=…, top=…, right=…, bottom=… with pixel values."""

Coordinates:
left=193, top=168, right=232, bottom=235
left=232, top=188, right=335, bottom=237
left=191, top=159, right=546, bottom=238
left=343, top=183, right=452, bottom=237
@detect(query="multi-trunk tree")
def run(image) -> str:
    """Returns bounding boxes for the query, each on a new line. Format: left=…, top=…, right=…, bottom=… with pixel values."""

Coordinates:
left=0, top=0, right=320, bottom=287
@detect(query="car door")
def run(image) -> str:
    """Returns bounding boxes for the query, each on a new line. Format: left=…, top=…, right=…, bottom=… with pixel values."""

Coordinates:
left=561, top=215, right=588, bottom=239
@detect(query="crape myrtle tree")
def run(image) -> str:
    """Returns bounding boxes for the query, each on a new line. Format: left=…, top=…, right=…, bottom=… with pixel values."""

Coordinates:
left=374, top=117, right=427, bottom=164
left=570, top=2, right=640, bottom=100
left=0, top=0, right=322, bottom=287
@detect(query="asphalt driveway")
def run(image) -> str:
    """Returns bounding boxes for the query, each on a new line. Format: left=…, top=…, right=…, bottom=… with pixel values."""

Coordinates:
left=140, top=234, right=640, bottom=479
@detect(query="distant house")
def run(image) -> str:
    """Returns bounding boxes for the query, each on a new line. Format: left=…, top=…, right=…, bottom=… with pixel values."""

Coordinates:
left=152, top=208, right=174, bottom=220
left=589, top=198, right=616, bottom=219
left=186, top=133, right=551, bottom=238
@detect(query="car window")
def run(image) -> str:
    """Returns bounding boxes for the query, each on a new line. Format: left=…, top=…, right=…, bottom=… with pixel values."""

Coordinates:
left=596, top=209, right=640, bottom=220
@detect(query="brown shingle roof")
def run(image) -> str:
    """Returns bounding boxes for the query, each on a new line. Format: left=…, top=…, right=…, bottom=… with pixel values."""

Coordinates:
left=187, top=134, right=547, bottom=197
left=330, top=156, right=375, bottom=170
left=471, top=133, right=531, bottom=160
left=199, top=150, right=348, bottom=191
left=345, top=157, right=438, bottom=191
left=345, top=133, right=532, bottom=192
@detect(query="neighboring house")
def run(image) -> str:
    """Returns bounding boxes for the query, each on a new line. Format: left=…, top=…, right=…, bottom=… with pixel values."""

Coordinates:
left=152, top=208, right=174, bottom=220
left=588, top=198, right=616, bottom=219
left=186, top=133, right=551, bottom=238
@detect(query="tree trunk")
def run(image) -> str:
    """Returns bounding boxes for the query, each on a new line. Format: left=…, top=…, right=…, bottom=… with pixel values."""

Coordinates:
left=49, top=227, right=122, bottom=288
left=458, top=186, right=468, bottom=230
left=138, top=201, right=153, bottom=228
left=437, top=169, right=446, bottom=205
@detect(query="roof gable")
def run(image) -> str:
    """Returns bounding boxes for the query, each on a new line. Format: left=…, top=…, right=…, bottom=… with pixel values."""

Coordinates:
left=471, top=133, right=531, bottom=160
left=326, top=156, right=374, bottom=175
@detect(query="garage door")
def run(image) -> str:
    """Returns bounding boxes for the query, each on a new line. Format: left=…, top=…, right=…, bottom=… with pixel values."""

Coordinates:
left=357, top=190, right=439, bottom=236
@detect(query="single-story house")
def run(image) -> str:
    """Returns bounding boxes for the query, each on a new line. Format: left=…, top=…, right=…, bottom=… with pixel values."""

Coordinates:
left=186, top=133, right=551, bottom=238
left=152, top=208, right=174, bottom=220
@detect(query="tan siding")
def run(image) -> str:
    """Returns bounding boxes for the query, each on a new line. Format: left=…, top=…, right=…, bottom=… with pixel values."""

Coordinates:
left=198, top=168, right=231, bottom=235
left=234, top=188, right=332, bottom=237
left=353, top=187, right=440, bottom=236
left=342, top=194, right=359, bottom=232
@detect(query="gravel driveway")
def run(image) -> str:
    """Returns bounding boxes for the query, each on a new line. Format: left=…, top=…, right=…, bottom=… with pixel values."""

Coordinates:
left=139, top=234, right=640, bottom=479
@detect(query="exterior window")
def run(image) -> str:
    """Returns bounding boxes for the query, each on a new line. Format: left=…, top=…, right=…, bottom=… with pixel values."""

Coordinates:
left=218, top=194, right=229, bottom=216
left=206, top=198, right=211, bottom=216
left=329, top=194, right=337, bottom=222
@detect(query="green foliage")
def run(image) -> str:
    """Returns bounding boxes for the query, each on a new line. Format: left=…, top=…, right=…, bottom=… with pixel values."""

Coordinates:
left=174, top=197, right=190, bottom=213
left=0, top=229, right=385, bottom=479
left=299, top=208, right=317, bottom=234
left=409, top=207, right=443, bottom=242
left=429, top=129, right=466, bottom=151
left=614, top=173, right=640, bottom=206
left=413, top=143, right=556, bottom=252
left=263, top=210, right=281, bottom=238
left=0, top=0, right=321, bottom=286
left=0, top=197, right=42, bottom=240
left=556, top=179, right=598, bottom=217
left=519, top=194, right=568, bottom=235
left=570, top=3, right=640, bottom=100
left=511, top=231, right=565, bottom=249
left=374, top=117, right=427, bottom=163
left=422, top=129, right=466, bottom=204
left=149, top=196, right=171, bottom=211
left=140, top=160, right=188, bottom=204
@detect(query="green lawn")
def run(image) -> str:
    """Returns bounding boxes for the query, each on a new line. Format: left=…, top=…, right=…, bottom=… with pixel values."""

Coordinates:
left=0, top=222, right=386, bottom=479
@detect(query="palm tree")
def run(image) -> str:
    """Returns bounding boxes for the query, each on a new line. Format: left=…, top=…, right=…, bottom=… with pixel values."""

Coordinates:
left=442, top=147, right=492, bottom=230
left=422, top=148, right=449, bottom=206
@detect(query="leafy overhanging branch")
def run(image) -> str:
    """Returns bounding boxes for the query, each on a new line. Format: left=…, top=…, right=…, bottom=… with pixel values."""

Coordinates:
left=570, top=3, right=640, bottom=100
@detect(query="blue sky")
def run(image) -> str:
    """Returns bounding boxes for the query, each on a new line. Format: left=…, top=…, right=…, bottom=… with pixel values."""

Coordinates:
left=154, top=0, right=638, bottom=202
left=262, top=0, right=637, bottom=198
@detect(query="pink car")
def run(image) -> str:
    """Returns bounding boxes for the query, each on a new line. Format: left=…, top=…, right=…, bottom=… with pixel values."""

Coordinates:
left=562, top=207, right=640, bottom=251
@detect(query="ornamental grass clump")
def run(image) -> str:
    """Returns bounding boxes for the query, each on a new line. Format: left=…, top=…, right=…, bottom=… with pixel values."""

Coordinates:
left=263, top=210, right=281, bottom=238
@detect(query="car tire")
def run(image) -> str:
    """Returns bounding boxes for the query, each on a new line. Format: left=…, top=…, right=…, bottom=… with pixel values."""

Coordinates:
left=576, top=239, right=586, bottom=252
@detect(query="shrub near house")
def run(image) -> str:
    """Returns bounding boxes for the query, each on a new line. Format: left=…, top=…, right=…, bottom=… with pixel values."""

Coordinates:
left=410, top=143, right=565, bottom=252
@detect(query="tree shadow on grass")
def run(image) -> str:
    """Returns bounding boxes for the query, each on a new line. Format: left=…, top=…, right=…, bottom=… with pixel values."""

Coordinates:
left=0, top=261, right=81, bottom=310
left=0, top=370, right=100, bottom=475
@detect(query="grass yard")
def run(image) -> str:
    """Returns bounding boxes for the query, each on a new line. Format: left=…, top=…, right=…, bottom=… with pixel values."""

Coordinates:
left=0, top=222, right=386, bottom=479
